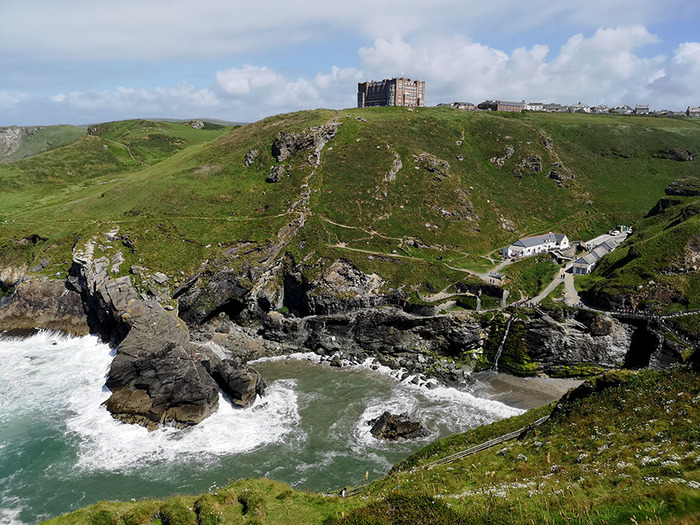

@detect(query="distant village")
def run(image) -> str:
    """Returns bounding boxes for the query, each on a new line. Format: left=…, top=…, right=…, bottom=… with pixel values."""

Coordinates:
left=357, top=77, right=700, bottom=117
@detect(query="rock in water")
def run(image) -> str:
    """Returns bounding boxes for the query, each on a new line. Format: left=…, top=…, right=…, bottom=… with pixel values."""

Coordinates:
left=369, top=411, right=424, bottom=440
left=211, top=358, right=266, bottom=408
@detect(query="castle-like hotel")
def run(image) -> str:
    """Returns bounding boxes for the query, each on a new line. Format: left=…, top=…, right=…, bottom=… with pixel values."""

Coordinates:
left=357, top=78, right=425, bottom=108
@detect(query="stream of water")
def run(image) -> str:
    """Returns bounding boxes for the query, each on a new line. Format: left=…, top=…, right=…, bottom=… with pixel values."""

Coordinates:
left=0, top=331, right=572, bottom=524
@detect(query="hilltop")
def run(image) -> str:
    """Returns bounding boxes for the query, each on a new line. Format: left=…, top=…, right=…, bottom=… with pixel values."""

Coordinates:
left=1, top=108, right=698, bottom=297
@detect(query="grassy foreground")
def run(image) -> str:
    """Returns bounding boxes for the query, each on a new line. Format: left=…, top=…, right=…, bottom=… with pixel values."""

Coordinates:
left=44, top=367, right=700, bottom=524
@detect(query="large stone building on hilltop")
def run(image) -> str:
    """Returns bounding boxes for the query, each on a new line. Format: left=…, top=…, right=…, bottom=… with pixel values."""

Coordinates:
left=357, top=78, right=426, bottom=108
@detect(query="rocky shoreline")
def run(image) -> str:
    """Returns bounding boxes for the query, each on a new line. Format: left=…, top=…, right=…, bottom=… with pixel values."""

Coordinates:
left=0, top=238, right=690, bottom=429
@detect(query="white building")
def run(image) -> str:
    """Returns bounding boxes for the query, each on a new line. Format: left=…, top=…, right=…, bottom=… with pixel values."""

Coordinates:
left=525, top=102, right=544, bottom=112
left=502, top=232, right=570, bottom=259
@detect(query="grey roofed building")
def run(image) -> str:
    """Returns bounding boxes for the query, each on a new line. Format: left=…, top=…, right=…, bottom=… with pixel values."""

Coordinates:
left=687, top=106, right=700, bottom=117
left=502, top=232, right=569, bottom=258
left=513, top=232, right=567, bottom=248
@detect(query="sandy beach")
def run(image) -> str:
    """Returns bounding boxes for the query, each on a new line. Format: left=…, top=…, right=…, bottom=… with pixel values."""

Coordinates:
left=471, top=371, right=583, bottom=410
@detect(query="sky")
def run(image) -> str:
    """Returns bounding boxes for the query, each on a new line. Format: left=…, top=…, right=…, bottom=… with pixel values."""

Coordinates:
left=1, top=0, right=700, bottom=126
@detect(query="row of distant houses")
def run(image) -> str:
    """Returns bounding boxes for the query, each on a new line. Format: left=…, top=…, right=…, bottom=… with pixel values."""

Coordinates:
left=440, top=100, right=700, bottom=117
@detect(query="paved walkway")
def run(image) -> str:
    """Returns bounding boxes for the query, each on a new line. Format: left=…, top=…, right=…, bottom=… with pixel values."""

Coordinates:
left=563, top=270, right=581, bottom=306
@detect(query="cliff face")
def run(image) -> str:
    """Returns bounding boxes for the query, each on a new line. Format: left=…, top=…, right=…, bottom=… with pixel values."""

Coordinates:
left=0, top=126, right=32, bottom=158
left=0, top=249, right=689, bottom=426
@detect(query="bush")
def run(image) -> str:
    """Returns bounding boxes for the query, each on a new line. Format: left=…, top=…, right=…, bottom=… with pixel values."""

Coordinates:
left=237, top=489, right=264, bottom=516
left=159, top=498, right=196, bottom=525
left=194, top=495, right=222, bottom=525
left=88, top=510, right=117, bottom=525
left=331, top=493, right=465, bottom=524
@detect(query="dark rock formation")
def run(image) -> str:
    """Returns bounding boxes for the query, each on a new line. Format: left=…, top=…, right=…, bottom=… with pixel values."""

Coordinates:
left=68, top=241, right=265, bottom=428
left=0, top=278, right=89, bottom=335
left=665, top=177, right=700, bottom=197
left=523, top=314, right=633, bottom=373
left=547, top=162, right=575, bottom=186
left=369, top=411, right=424, bottom=440
left=209, top=357, right=266, bottom=408
left=244, top=149, right=259, bottom=168
left=654, top=148, right=696, bottom=162
left=271, top=124, right=339, bottom=163
left=413, top=152, right=450, bottom=181
left=266, top=165, right=286, bottom=183
left=512, top=155, right=542, bottom=178
left=105, top=341, right=220, bottom=428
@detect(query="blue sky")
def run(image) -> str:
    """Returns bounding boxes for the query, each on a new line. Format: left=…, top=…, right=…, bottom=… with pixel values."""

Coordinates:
left=1, top=0, right=699, bottom=126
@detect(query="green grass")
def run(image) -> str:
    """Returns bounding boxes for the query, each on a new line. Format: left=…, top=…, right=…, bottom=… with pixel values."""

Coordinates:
left=503, top=255, right=560, bottom=297
left=1, top=109, right=698, bottom=305
left=44, top=368, right=700, bottom=525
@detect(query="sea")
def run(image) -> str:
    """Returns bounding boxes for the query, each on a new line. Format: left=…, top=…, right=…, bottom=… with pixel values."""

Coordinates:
left=0, top=330, right=546, bottom=524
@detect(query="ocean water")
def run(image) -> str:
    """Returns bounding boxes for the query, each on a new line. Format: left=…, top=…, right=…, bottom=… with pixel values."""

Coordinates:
left=0, top=332, right=523, bottom=524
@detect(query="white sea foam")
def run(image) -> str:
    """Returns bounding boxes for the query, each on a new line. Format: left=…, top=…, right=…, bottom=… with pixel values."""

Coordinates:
left=251, top=351, right=322, bottom=364
left=352, top=377, right=524, bottom=451
left=0, top=331, right=301, bottom=474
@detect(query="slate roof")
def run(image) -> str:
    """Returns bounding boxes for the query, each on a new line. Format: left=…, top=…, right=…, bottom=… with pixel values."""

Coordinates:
left=512, top=232, right=566, bottom=248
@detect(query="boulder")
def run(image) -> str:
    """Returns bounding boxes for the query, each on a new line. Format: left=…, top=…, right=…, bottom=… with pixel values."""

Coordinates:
left=105, top=341, right=220, bottom=429
left=266, top=165, right=286, bottom=183
left=244, top=149, right=259, bottom=168
left=211, top=357, right=266, bottom=408
left=654, top=148, right=695, bottom=162
left=369, top=411, right=424, bottom=440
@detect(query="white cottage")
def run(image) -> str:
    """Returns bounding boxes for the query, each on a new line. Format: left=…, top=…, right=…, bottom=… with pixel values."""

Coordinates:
left=501, top=232, right=569, bottom=259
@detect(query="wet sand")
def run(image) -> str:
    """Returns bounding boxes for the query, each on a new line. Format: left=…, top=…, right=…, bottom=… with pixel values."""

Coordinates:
left=471, top=371, right=583, bottom=410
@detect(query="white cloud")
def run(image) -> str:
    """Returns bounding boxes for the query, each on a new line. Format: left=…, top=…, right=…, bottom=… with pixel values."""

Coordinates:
left=358, top=27, right=670, bottom=107
left=45, top=84, right=219, bottom=121
left=649, top=42, right=700, bottom=101
left=215, top=66, right=284, bottom=96
left=0, top=91, right=28, bottom=109
left=213, top=65, right=362, bottom=118
left=1, top=1, right=696, bottom=61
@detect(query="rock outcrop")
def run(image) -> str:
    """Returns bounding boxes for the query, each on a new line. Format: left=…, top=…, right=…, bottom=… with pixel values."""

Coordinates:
left=369, top=412, right=424, bottom=440
left=0, top=278, right=89, bottom=335
left=654, top=148, right=696, bottom=162
left=271, top=124, right=339, bottom=163
left=68, top=240, right=265, bottom=429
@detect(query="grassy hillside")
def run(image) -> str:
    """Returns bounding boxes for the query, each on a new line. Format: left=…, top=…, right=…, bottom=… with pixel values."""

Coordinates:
left=0, top=125, right=86, bottom=162
left=43, top=367, right=700, bottom=524
left=0, top=109, right=698, bottom=301
left=578, top=177, right=700, bottom=314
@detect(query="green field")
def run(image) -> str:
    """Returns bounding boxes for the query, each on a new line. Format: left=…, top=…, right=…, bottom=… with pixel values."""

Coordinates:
left=0, top=109, right=698, bottom=304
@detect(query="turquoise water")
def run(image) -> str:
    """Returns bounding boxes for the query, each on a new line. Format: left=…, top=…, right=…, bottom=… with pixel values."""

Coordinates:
left=0, top=332, right=523, bottom=524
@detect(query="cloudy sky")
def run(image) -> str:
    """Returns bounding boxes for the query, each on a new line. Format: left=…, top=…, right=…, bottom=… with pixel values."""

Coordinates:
left=1, top=0, right=699, bottom=125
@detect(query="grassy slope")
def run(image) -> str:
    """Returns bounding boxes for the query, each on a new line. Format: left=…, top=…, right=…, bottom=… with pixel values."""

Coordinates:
left=0, top=125, right=86, bottom=162
left=0, top=109, right=698, bottom=300
left=44, top=368, right=700, bottom=524
left=580, top=193, right=700, bottom=312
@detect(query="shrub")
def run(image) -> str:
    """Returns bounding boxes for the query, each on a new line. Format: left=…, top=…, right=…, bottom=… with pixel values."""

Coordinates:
left=159, top=498, right=196, bottom=525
